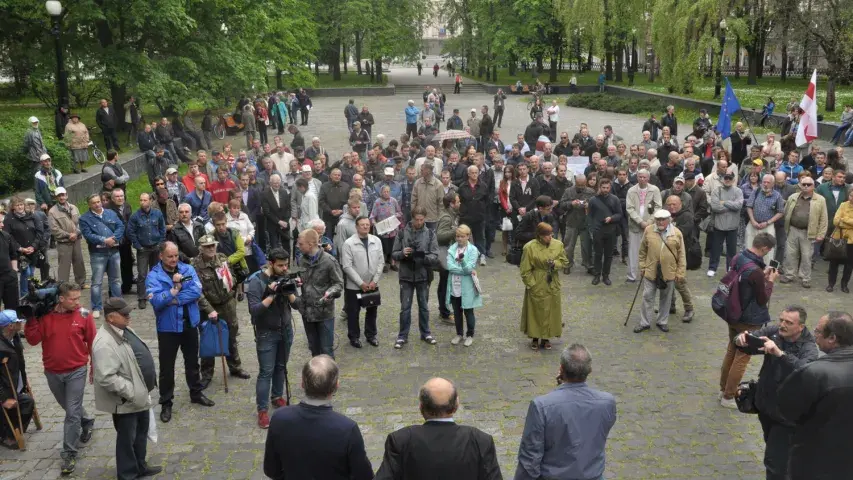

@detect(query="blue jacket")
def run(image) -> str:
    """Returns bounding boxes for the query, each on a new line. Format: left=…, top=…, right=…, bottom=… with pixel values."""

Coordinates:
left=779, top=162, right=804, bottom=185
left=146, top=261, right=202, bottom=333
left=79, top=208, right=125, bottom=254
left=183, top=190, right=213, bottom=222
left=126, top=207, right=166, bottom=249
left=405, top=106, right=420, bottom=124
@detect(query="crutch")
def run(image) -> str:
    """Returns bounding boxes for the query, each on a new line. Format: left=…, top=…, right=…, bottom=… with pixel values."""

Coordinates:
left=624, top=277, right=644, bottom=327
left=215, top=321, right=229, bottom=393
left=24, top=380, right=41, bottom=430
left=2, top=358, right=25, bottom=450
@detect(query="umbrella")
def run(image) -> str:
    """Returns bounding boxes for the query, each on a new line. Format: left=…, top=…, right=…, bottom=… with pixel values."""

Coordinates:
left=434, top=130, right=472, bottom=142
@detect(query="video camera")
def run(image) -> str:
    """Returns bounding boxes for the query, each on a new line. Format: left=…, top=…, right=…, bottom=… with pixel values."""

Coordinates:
left=267, top=272, right=302, bottom=297
left=17, top=278, right=60, bottom=319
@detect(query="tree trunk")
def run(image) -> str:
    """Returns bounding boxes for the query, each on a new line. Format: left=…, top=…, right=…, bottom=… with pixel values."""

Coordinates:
left=355, top=32, right=363, bottom=75
left=615, top=40, right=623, bottom=83
left=780, top=43, right=787, bottom=81
left=746, top=41, right=758, bottom=85
left=735, top=36, right=741, bottom=79
left=367, top=61, right=373, bottom=82
left=801, top=41, right=809, bottom=78
left=276, top=69, right=284, bottom=89
left=375, top=58, right=383, bottom=84
left=493, top=65, right=498, bottom=83
left=342, top=43, right=348, bottom=74
left=587, top=41, right=593, bottom=72
left=536, top=55, right=544, bottom=74
left=315, top=62, right=320, bottom=76
left=826, top=78, right=836, bottom=112
left=648, top=50, right=655, bottom=82
left=550, top=52, right=558, bottom=82
left=558, top=45, right=563, bottom=72
left=331, top=40, right=342, bottom=81
left=110, top=82, right=127, bottom=132
left=603, top=0, right=612, bottom=80
left=509, top=53, right=517, bottom=76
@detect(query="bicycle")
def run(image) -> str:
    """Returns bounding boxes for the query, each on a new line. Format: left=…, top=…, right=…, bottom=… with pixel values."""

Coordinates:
left=89, top=140, right=105, bottom=164
left=752, top=108, right=783, bottom=130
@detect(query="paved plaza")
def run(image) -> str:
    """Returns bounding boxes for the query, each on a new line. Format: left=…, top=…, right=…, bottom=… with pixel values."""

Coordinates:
left=0, top=68, right=846, bottom=479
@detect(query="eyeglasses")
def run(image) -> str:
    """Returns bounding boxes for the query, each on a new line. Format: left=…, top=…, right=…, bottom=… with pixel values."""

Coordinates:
left=801, top=182, right=814, bottom=187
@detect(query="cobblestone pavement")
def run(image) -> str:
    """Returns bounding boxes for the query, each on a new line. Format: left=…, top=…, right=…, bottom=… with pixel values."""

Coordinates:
left=1, top=68, right=844, bottom=479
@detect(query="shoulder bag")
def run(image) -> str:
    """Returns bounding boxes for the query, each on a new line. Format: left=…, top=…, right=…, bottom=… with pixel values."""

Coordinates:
left=823, top=229, right=848, bottom=262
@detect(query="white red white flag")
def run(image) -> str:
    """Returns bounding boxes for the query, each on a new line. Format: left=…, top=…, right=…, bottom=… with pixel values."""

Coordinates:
left=796, top=69, right=819, bottom=146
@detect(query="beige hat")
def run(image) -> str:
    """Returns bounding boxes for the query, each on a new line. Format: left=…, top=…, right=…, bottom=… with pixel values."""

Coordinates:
left=198, top=235, right=218, bottom=246
left=384, top=167, right=394, bottom=176
left=301, top=165, right=312, bottom=172
left=653, top=209, right=671, bottom=219
left=165, top=167, right=178, bottom=175
left=40, top=153, right=51, bottom=162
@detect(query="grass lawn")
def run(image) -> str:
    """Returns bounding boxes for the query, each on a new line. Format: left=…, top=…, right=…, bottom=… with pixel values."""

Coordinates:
left=464, top=68, right=852, bottom=117
left=314, top=72, right=387, bottom=88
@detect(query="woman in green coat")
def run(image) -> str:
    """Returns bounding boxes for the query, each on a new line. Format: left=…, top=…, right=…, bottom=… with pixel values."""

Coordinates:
left=445, top=225, right=483, bottom=346
left=519, top=222, right=568, bottom=350
left=272, top=95, right=288, bottom=135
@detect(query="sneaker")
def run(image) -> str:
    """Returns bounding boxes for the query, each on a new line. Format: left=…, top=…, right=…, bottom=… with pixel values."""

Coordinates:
left=272, top=397, right=287, bottom=408
left=463, top=336, right=473, bottom=347
left=394, top=339, right=406, bottom=349
left=802, top=281, right=811, bottom=289
left=61, top=457, right=76, bottom=475
left=422, top=335, right=437, bottom=345
left=706, top=270, right=715, bottom=277
left=682, top=310, right=695, bottom=323
left=79, top=421, right=93, bottom=443
left=450, top=335, right=463, bottom=345
left=720, top=396, right=738, bottom=409
left=93, top=310, right=101, bottom=319
left=258, top=410, right=270, bottom=429
left=479, top=256, right=486, bottom=266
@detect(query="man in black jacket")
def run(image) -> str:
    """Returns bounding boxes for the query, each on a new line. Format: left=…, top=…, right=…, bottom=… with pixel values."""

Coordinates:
left=318, top=169, right=351, bottom=236
left=375, top=377, right=501, bottom=480
left=729, top=122, right=752, bottom=167
left=262, top=174, right=292, bottom=254
left=107, top=189, right=135, bottom=294
left=510, top=163, right=540, bottom=218
left=515, top=196, right=559, bottom=248
left=95, top=98, right=120, bottom=152
left=523, top=114, right=548, bottom=151
left=458, top=165, right=491, bottom=263
left=661, top=105, right=678, bottom=138
left=479, top=105, right=494, bottom=152
left=778, top=310, right=853, bottom=480
left=169, top=203, right=205, bottom=263
left=588, top=178, right=623, bottom=286
left=264, top=355, right=373, bottom=478
left=0, top=311, right=34, bottom=450
left=733, top=305, right=818, bottom=480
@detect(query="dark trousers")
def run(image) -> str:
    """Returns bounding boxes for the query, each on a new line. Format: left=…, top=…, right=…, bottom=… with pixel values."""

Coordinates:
left=828, top=244, right=853, bottom=287
left=759, top=413, right=794, bottom=480
left=437, top=269, right=451, bottom=317
left=135, top=247, right=159, bottom=301
left=300, top=107, right=309, bottom=125
left=344, top=289, right=378, bottom=341
left=618, top=216, right=629, bottom=257
left=450, top=296, right=476, bottom=337
left=258, top=123, right=268, bottom=145
left=454, top=82, right=461, bottom=94
left=266, top=221, right=291, bottom=255
left=406, top=123, right=418, bottom=139
left=200, top=299, right=242, bottom=379
left=157, top=323, right=202, bottom=405
left=119, top=242, right=135, bottom=294
left=0, top=271, right=18, bottom=311
left=710, top=228, right=738, bottom=271
left=255, top=215, right=268, bottom=253
left=493, top=108, right=504, bottom=127
left=39, top=254, right=50, bottom=281
left=467, top=220, right=486, bottom=256
left=103, top=129, right=120, bottom=151
left=303, top=318, right=334, bottom=358
left=548, top=121, right=557, bottom=142
left=592, top=229, right=617, bottom=277
left=113, top=410, right=149, bottom=480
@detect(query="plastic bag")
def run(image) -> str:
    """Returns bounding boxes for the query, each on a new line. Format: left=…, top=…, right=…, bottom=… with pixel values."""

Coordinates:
left=148, top=405, right=158, bottom=443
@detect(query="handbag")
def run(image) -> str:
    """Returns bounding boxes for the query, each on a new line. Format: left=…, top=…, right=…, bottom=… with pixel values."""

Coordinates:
left=823, top=230, right=848, bottom=262
left=357, top=290, right=381, bottom=307
left=501, top=217, right=514, bottom=232
left=735, top=379, right=759, bottom=414
left=698, top=215, right=713, bottom=233
left=507, top=246, right=523, bottom=266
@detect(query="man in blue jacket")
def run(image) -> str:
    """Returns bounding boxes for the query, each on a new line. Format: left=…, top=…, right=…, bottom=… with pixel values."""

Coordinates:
left=127, top=193, right=166, bottom=309
left=79, top=193, right=125, bottom=319
left=404, top=100, right=420, bottom=141
left=145, top=241, right=215, bottom=424
left=183, top=176, right=212, bottom=222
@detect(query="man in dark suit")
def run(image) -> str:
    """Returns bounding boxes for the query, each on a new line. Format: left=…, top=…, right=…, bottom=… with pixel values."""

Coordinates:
left=95, top=98, right=120, bottom=151
left=375, top=377, right=502, bottom=480
left=729, top=122, right=752, bottom=167
left=263, top=355, right=374, bottom=480
left=262, top=173, right=292, bottom=254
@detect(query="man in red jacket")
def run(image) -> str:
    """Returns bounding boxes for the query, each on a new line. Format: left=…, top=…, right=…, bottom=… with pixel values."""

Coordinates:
left=208, top=166, right=236, bottom=204
left=24, top=282, right=96, bottom=475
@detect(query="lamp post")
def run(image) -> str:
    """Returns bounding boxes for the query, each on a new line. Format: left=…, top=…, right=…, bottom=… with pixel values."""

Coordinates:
left=714, top=18, right=728, bottom=99
left=45, top=0, right=69, bottom=109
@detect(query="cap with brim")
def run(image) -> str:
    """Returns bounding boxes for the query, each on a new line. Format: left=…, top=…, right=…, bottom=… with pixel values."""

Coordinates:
left=301, top=165, right=312, bottom=172
left=653, top=209, right=672, bottom=219
left=683, top=172, right=696, bottom=181
left=69, top=113, right=80, bottom=119
left=384, top=167, right=395, bottom=176
left=24, top=198, right=36, bottom=205
left=198, top=234, right=218, bottom=246
left=674, top=176, right=685, bottom=183
left=54, top=187, right=67, bottom=195
left=0, top=310, right=24, bottom=328
left=211, top=150, right=220, bottom=157
left=103, top=298, right=134, bottom=316
left=28, top=116, right=39, bottom=124
left=40, top=153, right=52, bottom=161
left=166, top=167, right=178, bottom=175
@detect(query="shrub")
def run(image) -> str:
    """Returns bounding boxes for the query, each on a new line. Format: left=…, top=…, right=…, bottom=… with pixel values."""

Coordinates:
left=0, top=114, right=73, bottom=195
left=565, top=93, right=669, bottom=115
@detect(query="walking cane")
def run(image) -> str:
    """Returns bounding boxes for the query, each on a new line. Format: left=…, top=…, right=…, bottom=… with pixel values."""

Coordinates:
left=624, top=277, right=644, bottom=327
left=24, top=381, right=41, bottom=431
left=215, top=321, right=229, bottom=393
left=1, top=358, right=25, bottom=450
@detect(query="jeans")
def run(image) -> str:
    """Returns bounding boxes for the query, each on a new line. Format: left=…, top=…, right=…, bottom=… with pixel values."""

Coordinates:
left=592, top=228, right=617, bottom=277
left=720, top=322, right=760, bottom=398
left=90, top=250, right=121, bottom=312
left=709, top=229, right=738, bottom=272
left=18, top=264, right=34, bottom=297
left=158, top=323, right=203, bottom=405
left=450, top=296, right=476, bottom=336
left=398, top=281, right=431, bottom=340
left=113, top=410, right=149, bottom=480
left=437, top=270, right=451, bottom=317
left=303, top=318, right=335, bottom=358
left=255, top=328, right=293, bottom=411
left=831, top=123, right=851, bottom=143
left=45, top=365, right=95, bottom=460
left=345, top=289, right=378, bottom=341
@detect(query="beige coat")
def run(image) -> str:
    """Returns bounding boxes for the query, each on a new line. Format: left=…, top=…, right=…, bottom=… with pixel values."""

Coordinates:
left=92, top=324, right=153, bottom=415
left=639, top=224, right=686, bottom=281
left=626, top=184, right=662, bottom=232
left=47, top=203, right=81, bottom=243
left=411, top=176, right=444, bottom=222
left=64, top=120, right=90, bottom=150
left=834, top=201, right=853, bottom=244
left=784, top=192, right=829, bottom=240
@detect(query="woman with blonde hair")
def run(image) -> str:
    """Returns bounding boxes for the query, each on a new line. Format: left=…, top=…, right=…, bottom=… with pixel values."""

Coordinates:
left=519, top=222, right=568, bottom=350
left=446, top=224, right=483, bottom=346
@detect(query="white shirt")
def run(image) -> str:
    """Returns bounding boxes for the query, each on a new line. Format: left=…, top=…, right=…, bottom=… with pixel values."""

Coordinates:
left=300, top=191, right=319, bottom=231
left=547, top=105, right=560, bottom=122
left=271, top=188, right=280, bottom=207
left=414, top=157, right=444, bottom=178
left=181, top=221, right=195, bottom=242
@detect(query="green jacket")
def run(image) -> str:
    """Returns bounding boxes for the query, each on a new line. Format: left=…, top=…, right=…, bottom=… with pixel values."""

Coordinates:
left=816, top=182, right=851, bottom=231
left=193, top=252, right=236, bottom=306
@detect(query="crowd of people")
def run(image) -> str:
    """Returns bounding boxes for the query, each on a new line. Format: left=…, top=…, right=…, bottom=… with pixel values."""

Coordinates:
left=2, top=87, right=853, bottom=479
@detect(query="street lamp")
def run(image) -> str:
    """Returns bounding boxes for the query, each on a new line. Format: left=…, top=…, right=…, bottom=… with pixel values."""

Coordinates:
left=45, top=1, right=69, bottom=109
left=714, top=18, right=728, bottom=98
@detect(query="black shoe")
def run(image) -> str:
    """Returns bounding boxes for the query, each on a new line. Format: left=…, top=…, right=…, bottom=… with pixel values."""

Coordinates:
left=230, top=368, right=251, bottom=379
left=80, top=168, right=88, bottom=173
left=191, top=394, right=215, bottom=407
left=591, top=276, right=600, bottom=285
left=827, top=285, right=835, bottom=292
left=367, top=337, right=379, bottom=347
left=842, top=285, right=850, bottom=293
left=562, top=266, right=571, bottom=275
left=485, top=251, right=495, bottom=259
left=656, top=324, right=670, bottom=332
left=60, top=457, right=76, bottom=475
left=633, top=325, right=650, bottom=333
left=138, top=465, right=163, bottom=478
left=199, top=376, right=212, bottom=390
left=237, top=293, right=244, bottom=302
left=138, top=299, right=147, bottom=309
left=586, top=267, right=594, bottom=275
left=79, top=421, right=93, bottom=444
left=350, top=339, right=363, bottom=348
left=160, top=404, right=172, bottom=423
left=669, top=306, right=676, bottom=314
left=621, top=256, right=627, bottom=265
left=602, top=276, right=611, bottom=286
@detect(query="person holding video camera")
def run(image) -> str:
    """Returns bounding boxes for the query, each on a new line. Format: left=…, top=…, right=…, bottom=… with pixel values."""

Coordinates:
left=245, top=247, right=297, bottom=429
left=295, top=229, right=344, bottom=358
left=732, top=305, right=817, bottom=480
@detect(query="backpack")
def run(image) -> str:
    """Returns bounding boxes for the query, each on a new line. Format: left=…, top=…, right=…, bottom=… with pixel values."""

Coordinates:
left=711, top=257, right=757, bottom=324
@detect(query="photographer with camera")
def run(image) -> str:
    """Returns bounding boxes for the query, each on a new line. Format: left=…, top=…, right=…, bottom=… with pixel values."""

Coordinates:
left=295, top=229, right=344, bottom=358
left=247, top=247, right=298, bottom=429
left=146, top=242, right=215, bottom=424
left=24, top=283, right=95, bottom=474
left=392, top=207, right=440, bottom=349
left=732, top=305, right=817, bottom=480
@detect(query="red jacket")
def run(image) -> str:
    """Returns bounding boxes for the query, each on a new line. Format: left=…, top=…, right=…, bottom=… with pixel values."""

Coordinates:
left=209, top=179, right=236, bottom=204
left=24, top=309, right=96, bottom=374
left=183, top=173, right=210, bottom=193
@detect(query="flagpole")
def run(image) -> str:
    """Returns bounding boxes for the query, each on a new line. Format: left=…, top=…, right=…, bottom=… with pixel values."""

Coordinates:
left=739, top=110, right=760, bottom=144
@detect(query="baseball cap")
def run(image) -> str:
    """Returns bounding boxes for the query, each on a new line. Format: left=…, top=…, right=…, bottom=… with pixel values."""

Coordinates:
left=103, top=298, right=134, bottom=316
left=28, top=116, right=39, bottom=124
left=198, top=235, right=218, bottom=246
left=471, top=108, right=476, bottom=113
left=683, top=172, right=696, bottom=181
left=674, top=175, right=685, bottom=184
left=54, top=187, right=67, bottom=195
left=384, top=167, right=394, bottom=176
left=165, top=167, right=178, bottom=175
left=0, top=310, right=24, bottom=328
left=40, top=153, right=52, bottom=161
left=211, top=150, right=221, bottom=157
left=69, top=113, right=80, bottom=119
left=301, top=165, right=312, bottom=173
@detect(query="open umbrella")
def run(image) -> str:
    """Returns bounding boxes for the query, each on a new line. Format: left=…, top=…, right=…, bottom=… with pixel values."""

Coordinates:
left=434, top=129, right=473, bottom=142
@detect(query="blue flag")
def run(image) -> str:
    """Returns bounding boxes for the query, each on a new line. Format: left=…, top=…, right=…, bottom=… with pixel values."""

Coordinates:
left=718, top=78, right=741, bottom=139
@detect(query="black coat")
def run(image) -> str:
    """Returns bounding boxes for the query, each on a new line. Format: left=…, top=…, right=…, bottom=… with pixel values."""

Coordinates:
left=729, top=132, right=752, bottom=166
left=514, top=209, right=559, bottom=246
left=96, top=106, right=117, bottom=131
left=261, top=187, right=292, bottom=238
left=510, top=177, right=540, bottom=214
left=458, top=179, right=491, bottom=224
left=168, top=221, right=204, bottom=262
left=479, top=113, right=494, bottom=137
left=523, top=122, right=547, bottom=149
left=374, top=422, right=502, bottom=480
left=778, top=345, right=853, bottom=480
left=661, top=113, right=678, bottom=137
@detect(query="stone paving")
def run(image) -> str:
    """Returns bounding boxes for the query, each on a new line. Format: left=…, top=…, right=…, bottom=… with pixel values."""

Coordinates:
left=0, top=67, right=846, bottom=479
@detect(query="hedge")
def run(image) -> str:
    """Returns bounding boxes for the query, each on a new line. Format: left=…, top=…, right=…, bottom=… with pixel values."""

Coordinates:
left=565, top=93, right=669, bottom=116
left=0, top=113, right=73, bottom=195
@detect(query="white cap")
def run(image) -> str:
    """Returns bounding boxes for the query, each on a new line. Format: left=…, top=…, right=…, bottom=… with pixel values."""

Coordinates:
left=471, top=108, right=477, bottom=113
left=28, top=116, right=39, bottom=124
left=39, top=153, right=51, bottom=161
left=54, top=187, right=67, bottom=195
left=384, top=167, right=394, bottom=176
left=674, top=175, right=685, bottom=183
left=653, top=209, right=672, bottom=220
left=301, top=165, right=312, bottom=172
left=165, top=167, right=178, bottom=175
